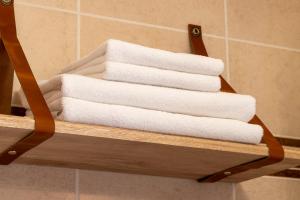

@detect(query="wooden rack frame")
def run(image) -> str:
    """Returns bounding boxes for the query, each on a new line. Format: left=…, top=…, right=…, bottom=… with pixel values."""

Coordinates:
left=0, top=1, right=293, bottom=182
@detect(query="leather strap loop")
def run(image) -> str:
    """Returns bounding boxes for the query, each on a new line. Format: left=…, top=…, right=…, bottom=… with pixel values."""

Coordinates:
left=0, top=2, right=55, bottom=164
left=188, top=24, right=284, bottom=182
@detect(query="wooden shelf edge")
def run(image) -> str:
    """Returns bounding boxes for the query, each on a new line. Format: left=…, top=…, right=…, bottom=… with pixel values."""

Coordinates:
left=0, top=114, right=268, bottom=155
left=1, top=114, right=300, bottom=182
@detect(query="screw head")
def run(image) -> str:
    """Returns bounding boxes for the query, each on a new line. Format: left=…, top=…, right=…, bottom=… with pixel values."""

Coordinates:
left=224, top=171, right=231, bottom=176
left=8, top=150, right=17, bottom=155
left=192, top=27, right=201, bottom=36
left=1, top=0, right=13, bottom=6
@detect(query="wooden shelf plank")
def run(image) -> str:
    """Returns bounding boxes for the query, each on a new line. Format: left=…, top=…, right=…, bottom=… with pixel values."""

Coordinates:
left=0, top=114, right=299, bottom=182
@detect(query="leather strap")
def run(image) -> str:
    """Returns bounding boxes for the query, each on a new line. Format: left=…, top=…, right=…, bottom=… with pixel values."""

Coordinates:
left=188, top=24, right=284, bottom=182
left=0, top=37, right=14, bottom=114
left=0, top=1, right=55, bottom=164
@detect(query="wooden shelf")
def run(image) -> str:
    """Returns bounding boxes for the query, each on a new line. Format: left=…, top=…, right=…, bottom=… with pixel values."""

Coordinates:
left=0, top=114, right=299, bottom=182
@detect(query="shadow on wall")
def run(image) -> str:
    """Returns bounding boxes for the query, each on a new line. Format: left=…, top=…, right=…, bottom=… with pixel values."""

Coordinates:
left=79, top=169, right=233, bottom=200
left=0, top=164, right=233, bottom=200
left=235, top=176, right=300, bottom=200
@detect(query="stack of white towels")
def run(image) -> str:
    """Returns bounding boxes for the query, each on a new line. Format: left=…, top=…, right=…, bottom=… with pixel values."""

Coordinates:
left=18, top=39, right=263, bottom=144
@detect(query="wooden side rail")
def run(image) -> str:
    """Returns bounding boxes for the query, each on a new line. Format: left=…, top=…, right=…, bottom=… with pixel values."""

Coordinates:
left=0, top=0, right=55, bottom=164
left=188, top=24, right=284, bottom=182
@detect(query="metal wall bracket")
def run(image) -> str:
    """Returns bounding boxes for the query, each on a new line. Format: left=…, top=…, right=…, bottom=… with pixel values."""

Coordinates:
left=0, top=1, right=55, bottom=164
left=188, top=24, right=285, bottom=182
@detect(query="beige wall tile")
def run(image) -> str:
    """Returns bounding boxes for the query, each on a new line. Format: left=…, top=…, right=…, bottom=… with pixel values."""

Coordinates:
left=236, top=176, right=300, bottom=200
left=80, top=170, right=233, bottom=200
left=0, top=164, right=75, bottom=200
left=228, top=0, right=300, bottom=49
left=229, top=41, right=300, bottom=138
left=81, top=0, right=225, bottom=36
left=80, top=16, right=226, bottom=62
left=15, top=0, right=77, bottom=10
left=13, top=5, right=77, bottom=91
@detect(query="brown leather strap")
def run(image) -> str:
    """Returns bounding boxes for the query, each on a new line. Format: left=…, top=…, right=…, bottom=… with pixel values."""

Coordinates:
left=0, top=37, right=14, bottom=114
left=188, top=24, right=284, bottom=182
left=0, top=1, right=55, bottom=164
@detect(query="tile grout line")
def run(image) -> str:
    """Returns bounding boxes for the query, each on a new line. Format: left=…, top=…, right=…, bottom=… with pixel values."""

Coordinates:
left=79, top=12, right=222, bottom=40
left=75, top=169, right=80, bottom=200
left=224, top=0, right=230, bottom=82
left=76, top=0, right=81, bottom=60
left=232, top=183, right=236, bottom=200
left=80, top=12, right=193, bottom=35
left=79, top=11, right=224, bottom=40
left=13, top=1, right=225, bottom=41
left=75, top=3, right=81, bottom=200
left=15, top=1, right=77, bottom=14
left=15, top=1, right=300, bottom=53
left=229, top=37, right=300, bottom=53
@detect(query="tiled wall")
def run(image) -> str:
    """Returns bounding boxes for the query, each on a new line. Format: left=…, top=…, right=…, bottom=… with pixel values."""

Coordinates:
left=235, top=176, right=300, bottom=200
left=2, top=0, right=299, bottom=199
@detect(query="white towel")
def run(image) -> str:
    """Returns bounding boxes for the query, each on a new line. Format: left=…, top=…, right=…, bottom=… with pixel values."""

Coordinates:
left=18, top=74, right=256, bottom=122
left=65, top=61, right=221, bottom=92
left=25, top=97, right=263, bottom=144
left=61, top=39, right=224, bottom=76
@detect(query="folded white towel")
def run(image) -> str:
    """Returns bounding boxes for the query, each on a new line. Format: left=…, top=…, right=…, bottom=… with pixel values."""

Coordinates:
left=65, top=61, right=221, bottom=92
left=18, top=74, right=256, bottom=122
left=61, top=39, right=224, bottom=76
left=25, top=97, right=263, bottom=144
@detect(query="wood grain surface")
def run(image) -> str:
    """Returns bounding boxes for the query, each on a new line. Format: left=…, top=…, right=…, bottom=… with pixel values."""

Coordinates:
left=0, top=114, right=299, bottom=182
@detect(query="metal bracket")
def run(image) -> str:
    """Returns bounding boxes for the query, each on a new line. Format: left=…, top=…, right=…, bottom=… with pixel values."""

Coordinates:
left=188, top=24, right=284, bottom=182
left=0, top=1, right=55, bottom=164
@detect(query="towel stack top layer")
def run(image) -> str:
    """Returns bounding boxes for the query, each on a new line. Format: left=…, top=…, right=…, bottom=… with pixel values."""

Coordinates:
left=62, top=39, right=224, bottom=76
